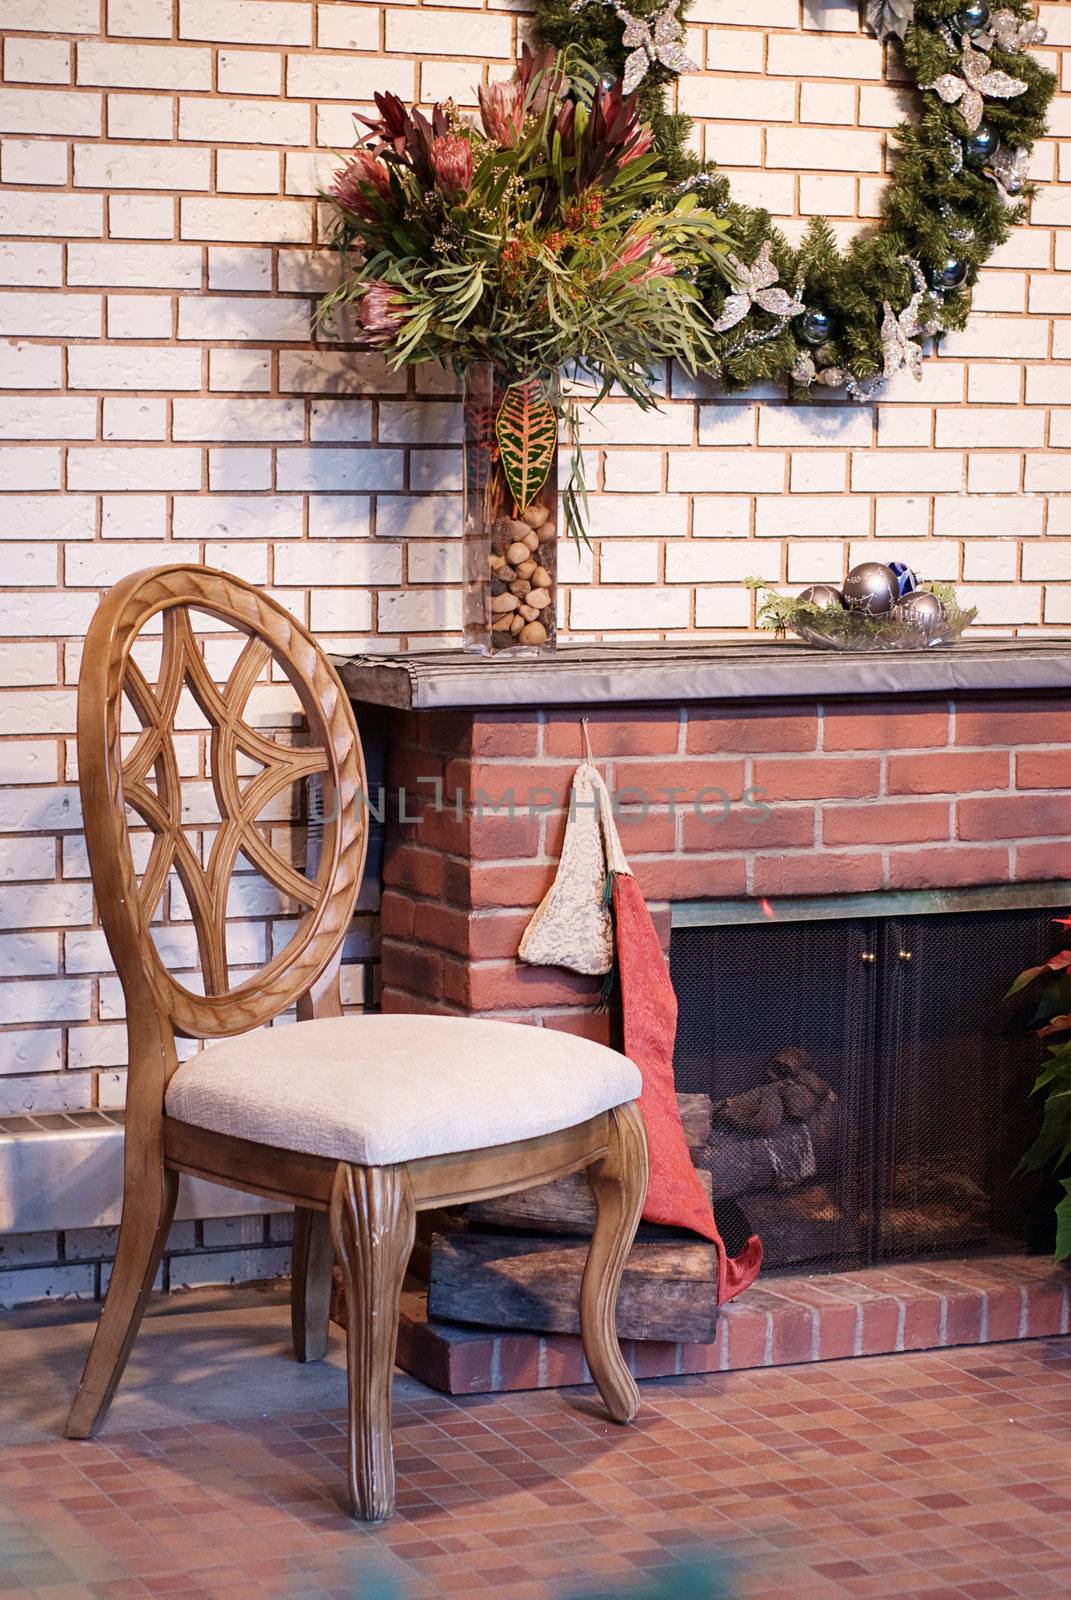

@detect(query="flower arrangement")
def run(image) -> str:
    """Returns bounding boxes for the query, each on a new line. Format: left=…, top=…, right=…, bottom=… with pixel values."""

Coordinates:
left=317, top=47, right=733, bottom=553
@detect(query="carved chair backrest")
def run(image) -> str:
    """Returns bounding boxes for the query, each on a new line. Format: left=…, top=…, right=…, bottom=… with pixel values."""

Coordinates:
left=78, top=565, right=366, bottom=1054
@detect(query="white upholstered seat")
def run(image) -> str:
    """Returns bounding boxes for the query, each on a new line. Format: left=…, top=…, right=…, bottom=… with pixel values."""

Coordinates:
left=165, top=1013, right=642, bottom=1166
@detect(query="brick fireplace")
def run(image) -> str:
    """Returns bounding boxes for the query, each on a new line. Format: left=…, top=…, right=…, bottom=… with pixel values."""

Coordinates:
left=338, top=642, right=1071, bottom=1392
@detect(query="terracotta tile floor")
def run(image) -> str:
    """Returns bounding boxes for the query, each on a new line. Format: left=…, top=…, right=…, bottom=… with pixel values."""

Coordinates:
left=3, top=1338, right=1071, bottom=1600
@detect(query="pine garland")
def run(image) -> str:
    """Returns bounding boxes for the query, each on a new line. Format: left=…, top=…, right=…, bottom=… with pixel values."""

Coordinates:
left=534, top=0, right=1055, bottom=396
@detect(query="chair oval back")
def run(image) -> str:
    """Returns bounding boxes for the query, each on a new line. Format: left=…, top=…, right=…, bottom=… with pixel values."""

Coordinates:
left=78, top=565, right=366, bottom=1041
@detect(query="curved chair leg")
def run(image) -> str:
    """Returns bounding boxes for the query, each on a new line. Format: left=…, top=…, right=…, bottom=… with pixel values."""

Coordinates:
left=291, top=1206, right=334, bottom=1363
left=329, top=1162, right=415, bottom=1521
left=580, top=1101, right=649, bottom=1424
left=65, top=1165, right=179, bottom=1439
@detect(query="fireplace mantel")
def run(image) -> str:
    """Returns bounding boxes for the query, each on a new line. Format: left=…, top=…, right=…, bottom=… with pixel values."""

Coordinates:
left=337, top=638, right=1071, bottom=711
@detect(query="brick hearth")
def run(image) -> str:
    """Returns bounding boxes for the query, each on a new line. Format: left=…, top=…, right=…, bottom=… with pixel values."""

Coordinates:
left=338, top=649, right=1071, bottom=1393
left=398, top=1256, right=1071, bottom=1396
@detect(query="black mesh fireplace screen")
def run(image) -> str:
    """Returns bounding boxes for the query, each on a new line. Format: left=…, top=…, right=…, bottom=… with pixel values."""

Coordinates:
left=671, top=905, right=1055, bottom=1274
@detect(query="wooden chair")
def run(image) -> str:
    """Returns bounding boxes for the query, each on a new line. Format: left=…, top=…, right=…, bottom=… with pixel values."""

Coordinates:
left=67, top=564, right=649, bottom=1521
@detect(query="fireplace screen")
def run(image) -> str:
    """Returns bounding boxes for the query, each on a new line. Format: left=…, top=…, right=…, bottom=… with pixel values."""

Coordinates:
left=671, top=905, right=1054, bottom=1274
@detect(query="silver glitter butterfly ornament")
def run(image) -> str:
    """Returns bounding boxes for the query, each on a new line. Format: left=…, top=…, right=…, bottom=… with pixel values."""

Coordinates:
left=711, top=241, right=805, bottom=334
left=922, top=40, right=1028, bottom=132
left=881, top=260, right=942, bottom=383
left=570, top=0, right=698, bottom=97
left=976, top=8, right=1048, bottom=53
left=986, top=143, right=1030, bottom=199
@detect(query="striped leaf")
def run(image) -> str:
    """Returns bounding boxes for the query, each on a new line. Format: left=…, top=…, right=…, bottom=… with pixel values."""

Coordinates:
left=494, top=377, right=556, bottom=513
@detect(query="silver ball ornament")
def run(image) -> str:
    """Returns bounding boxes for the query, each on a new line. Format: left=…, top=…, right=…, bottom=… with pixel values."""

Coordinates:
left=954, top=0, right=991, bottom=34
left=843, top=562, right=898, bottom=617
left=798, top=584, right=845, bottom=611
left=892, top=589, right=945, bottom=634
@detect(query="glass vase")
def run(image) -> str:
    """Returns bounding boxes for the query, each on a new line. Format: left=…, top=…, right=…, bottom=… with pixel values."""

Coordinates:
left=462, top=361, right=558, bottom=656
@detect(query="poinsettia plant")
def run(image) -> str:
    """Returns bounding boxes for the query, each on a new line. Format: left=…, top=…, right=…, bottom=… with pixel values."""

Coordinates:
left=317, top=46, right=733, bottom=543
left=1007, top=924, right=1071, bottom=1261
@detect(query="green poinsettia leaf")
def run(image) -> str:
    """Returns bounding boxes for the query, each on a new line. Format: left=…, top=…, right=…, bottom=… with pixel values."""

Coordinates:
left=1054, top=1181, right=1071, bottom=1263
left=494, top=377, right=557, bottom=513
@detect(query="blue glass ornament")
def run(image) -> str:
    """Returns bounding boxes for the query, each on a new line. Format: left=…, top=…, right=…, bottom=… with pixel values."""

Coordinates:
left=889, top=561, right=918, bottom=598
left=928, top=257, right=969, bottom=291
left=963, top=125, right=1000, bottom=169
left=954, top=1, right=991, bottom=35
left=799, top=307, right=833, bottom=347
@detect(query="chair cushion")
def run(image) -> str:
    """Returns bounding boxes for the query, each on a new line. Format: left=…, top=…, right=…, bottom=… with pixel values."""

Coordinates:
left=165, top=1013, right=642, bottom=1166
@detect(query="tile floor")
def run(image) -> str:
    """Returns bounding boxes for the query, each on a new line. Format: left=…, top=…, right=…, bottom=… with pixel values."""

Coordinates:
left=2, top=1319, right=1071, bottom=1600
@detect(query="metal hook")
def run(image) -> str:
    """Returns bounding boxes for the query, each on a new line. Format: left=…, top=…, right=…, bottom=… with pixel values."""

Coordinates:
left=580, top=717, right=594, bottom=762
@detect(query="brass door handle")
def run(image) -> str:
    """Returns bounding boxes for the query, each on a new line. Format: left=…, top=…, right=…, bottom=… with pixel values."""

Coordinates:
left=898, top=949, right=914, bottom=962
left=860, top=951, right=877, bottom=964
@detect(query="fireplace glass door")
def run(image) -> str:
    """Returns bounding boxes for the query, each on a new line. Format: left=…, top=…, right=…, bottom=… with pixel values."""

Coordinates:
left=671, top=906, right=1054, bottom=1274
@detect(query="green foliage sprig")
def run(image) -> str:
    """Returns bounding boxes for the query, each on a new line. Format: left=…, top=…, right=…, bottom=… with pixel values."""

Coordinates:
left=1008, top=941, right=1071, bottom=1261
left=534, top=0, right=1055, bottom=394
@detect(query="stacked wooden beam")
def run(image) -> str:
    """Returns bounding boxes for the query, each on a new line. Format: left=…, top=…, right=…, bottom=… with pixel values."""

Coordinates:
left=423, top=1094, right=720, bottom=1344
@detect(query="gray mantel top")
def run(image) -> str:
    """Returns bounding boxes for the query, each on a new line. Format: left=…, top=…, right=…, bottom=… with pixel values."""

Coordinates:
left=334, top=638, right=1071, bottom=711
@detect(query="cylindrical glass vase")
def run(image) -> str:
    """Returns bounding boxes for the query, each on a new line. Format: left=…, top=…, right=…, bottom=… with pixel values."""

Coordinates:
left=462, top=361, right=558, bottom=656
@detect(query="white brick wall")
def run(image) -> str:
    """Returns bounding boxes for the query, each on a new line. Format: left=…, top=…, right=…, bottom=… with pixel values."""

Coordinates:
left=0, top=0, right=1068, bottom=1293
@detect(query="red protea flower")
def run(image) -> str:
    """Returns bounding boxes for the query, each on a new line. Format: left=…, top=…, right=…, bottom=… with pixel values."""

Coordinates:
left=430, top=133, right=473, bottom=199
left=331, top=149, right=391, bottom=219
left=478, top=80, right=525, bottom=148
left=358, top=279, right=406, bottom=346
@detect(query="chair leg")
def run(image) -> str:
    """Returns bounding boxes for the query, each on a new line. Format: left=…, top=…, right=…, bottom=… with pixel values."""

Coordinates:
left=329, top=1162, right=415, bottom=1521
left=65, top=1165, right=179, bottom=1440
left=580, top=1101, right=649, bottom=1424
left=291, top=1206, right=334, bottom=1363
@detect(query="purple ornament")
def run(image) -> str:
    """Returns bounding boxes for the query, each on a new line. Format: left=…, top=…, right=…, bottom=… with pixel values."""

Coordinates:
left=799, top=584, right=845, bottom=611
left=892, top=589, right=945, bottom=634
left=843, top=562, right=898, bottom=617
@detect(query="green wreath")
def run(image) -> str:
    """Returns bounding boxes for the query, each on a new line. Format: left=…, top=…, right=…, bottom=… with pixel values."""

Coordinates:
left=535, top=0, right=1055, bottom=397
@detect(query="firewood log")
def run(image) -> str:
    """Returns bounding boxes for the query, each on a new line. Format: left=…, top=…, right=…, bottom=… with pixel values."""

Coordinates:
left=427, top=1231, right=718, bottom=1342
left=464, top=1093, right=712, bottom=1234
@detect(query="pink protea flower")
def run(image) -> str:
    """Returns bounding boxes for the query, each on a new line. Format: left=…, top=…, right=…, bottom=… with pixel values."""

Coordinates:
left=619, top=124, right=655, bottom=166
left=331, top=148, right=391, bottom=219
left=637, top=251, right=676, bottom=281
left=608, top=233, right=677, bottom=284
left=478, top=80, right=526, bottom=148
left=430, top=133, right=473, bottom=200
left=358, top=279, right=406, bottom=346
left=615, top=233, right=654, bottom=271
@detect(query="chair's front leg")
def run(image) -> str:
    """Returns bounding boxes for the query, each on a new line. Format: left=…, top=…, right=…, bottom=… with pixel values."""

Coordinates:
left=329, top=1162, right=415, bottom=1521
left=580, top=1101, right=649, bottom=1424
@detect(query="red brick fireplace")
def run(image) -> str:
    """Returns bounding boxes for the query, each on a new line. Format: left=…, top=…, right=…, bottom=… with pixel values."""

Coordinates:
left=339, top=642, right=1071, bottom=1392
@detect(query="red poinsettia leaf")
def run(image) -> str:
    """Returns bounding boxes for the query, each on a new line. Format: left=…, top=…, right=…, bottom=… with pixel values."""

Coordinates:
left=1039, top=1014, right=1071, bottom=1038
left=1007, top=948, right=1071, bottom=997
